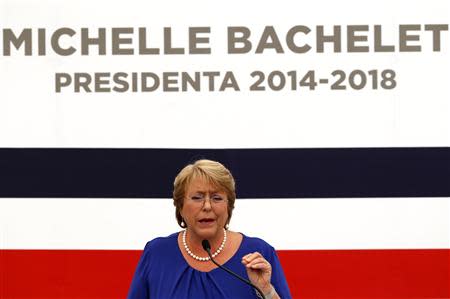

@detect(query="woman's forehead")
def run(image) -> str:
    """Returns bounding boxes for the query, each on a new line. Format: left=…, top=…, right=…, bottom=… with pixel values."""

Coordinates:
left=186, top=176, right=223, bottom=193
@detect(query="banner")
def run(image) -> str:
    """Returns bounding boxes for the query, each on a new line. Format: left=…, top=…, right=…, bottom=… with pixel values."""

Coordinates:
left=1, top=0, right=449, bottom=298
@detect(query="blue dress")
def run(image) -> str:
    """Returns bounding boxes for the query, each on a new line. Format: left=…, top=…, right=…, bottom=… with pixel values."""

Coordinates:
left=127, top=232, right=292, bottom=299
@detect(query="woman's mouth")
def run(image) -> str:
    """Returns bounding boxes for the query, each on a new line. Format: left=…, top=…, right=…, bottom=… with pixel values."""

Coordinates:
left=199, top=218, right=215, bottom=223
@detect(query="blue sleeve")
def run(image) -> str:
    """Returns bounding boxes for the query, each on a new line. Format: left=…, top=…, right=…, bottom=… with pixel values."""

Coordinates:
left=127, top=242, right=151, bottom=299
left=269, top=248, right=292, bottom=299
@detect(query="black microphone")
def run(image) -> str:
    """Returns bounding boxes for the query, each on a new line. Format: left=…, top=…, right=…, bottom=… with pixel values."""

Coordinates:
left=202, top=239, right=266, bottom=299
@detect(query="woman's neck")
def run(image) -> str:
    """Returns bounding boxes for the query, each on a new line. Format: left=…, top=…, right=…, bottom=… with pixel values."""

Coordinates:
left=186, top=228, right=225, bottom=255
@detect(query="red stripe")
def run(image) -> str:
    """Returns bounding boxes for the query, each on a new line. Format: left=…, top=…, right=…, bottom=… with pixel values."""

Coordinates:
left=277, top=249, right=449, bottom=299
left=1, top=249, right=448, bottom=299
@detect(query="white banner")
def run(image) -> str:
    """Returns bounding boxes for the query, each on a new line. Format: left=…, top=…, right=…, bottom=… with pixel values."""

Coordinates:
left=0, top=0, right=449, bottom=148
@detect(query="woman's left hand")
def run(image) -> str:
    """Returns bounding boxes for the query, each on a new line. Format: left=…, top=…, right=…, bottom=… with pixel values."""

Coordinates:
left=242, top=252, right=273, bottom=295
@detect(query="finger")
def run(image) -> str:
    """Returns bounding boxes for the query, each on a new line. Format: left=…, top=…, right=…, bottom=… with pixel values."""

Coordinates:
left=241, top=254, right=253, bottom=264
left=242, top=252, right=264, bottom=267
left=242, top=252, right=263, bottom=263
left=247, top=262, right=271, bottom=270
left=246, top=258, right=271, bottom=270
left=242, top=253, right=257, bottom=260
left=245, top=257, right=267, bottom=267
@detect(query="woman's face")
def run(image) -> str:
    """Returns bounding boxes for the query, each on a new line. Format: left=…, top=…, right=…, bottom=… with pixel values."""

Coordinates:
left=181, top=177, right=229, bottom=241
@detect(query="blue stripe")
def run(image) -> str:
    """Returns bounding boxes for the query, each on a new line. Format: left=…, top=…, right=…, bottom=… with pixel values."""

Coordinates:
left=0, top=147, right=448, bottom=198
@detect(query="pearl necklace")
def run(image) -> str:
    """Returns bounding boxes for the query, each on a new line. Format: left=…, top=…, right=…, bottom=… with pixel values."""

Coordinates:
left=182, top=228, right=227, bottom=262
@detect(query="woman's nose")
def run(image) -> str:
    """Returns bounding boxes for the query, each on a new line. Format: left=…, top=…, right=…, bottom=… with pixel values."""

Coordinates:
left=202, top=196, right=213, bottom=209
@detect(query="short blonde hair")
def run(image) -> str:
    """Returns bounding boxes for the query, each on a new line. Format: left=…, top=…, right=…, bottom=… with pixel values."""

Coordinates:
left=173, top=159, right=236, bottom=228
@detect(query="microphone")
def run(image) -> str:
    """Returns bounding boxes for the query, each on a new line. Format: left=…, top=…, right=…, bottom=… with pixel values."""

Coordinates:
left=201, top=240, right=266, bottom=299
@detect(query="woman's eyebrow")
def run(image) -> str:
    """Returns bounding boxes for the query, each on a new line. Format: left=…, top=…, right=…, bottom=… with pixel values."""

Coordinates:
left=191, top=190, right=223, bottom=195
left=211, top=190, right=225, bottom=194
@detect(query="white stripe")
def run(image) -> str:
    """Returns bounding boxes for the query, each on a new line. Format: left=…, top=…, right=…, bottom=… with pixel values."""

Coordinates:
left=1, top=197, right=449, bottom=250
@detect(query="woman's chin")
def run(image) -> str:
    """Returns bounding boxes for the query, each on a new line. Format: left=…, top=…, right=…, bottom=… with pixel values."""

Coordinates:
left=194, top=226, right=219, bottom=240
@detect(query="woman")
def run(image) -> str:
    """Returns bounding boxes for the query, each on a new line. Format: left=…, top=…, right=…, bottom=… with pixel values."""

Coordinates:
left=127, top=159, right=292, bottom=299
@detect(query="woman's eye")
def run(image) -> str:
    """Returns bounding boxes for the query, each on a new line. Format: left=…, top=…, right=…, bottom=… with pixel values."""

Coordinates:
left=191, top=195, right=203, bottom=200
left=212, top=195, right=223, bottom=201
